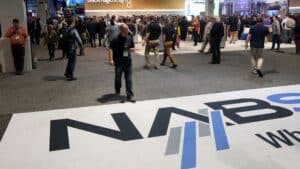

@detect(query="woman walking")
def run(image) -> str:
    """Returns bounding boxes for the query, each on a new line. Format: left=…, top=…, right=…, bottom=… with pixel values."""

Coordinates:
left=44, top=24, right=58, bottom=61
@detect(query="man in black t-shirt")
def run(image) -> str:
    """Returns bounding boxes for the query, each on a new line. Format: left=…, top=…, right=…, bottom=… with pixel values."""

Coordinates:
left=228, top=15, right=239, bottom=44
left=210, top=17, right=224, bottom=64
left=144, top=17, right=161, bottom=69
left=109, top=24, right=135, bottom=102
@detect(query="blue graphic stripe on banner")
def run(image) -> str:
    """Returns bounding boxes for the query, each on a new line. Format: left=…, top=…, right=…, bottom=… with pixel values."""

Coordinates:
left=211, top=111, right=230, bottom=151
left=181, top=121, right=196, bottom=169
left=294, top=107, right=300, bottom=112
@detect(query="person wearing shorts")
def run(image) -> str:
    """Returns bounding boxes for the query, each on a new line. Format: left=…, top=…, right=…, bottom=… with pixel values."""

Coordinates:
left=246, top=17, right=269, bottom=78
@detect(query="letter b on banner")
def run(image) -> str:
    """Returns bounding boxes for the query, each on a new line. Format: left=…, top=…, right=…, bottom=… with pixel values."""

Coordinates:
left=206, top=99, right=293, bottom=124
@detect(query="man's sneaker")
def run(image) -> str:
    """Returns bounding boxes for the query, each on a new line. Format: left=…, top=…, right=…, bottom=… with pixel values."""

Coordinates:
left=256, top=70, right=264, bottom=78
left=160, top=63, right=166, bottom=66
left=171, top=64, right=178, bottom=69
left=67, top=77, right=77, bottom=81
left=251, top=69, right=258, bottom=75
left=144, top=65, right=151, bottom=69
left=127, top=97, right=136, bottom=103
left=16, top=72, right=24, bottom=75
left=64, top=74, right=71, bottom=78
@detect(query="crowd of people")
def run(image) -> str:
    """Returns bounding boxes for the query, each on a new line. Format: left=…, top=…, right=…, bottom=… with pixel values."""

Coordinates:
left=3, top=12, right=300, bottom=101
left=24, top=13, right=300, bottom=62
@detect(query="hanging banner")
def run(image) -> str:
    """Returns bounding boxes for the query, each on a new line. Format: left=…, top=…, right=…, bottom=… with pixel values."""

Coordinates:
left=85, top=0, right=185, bottom=10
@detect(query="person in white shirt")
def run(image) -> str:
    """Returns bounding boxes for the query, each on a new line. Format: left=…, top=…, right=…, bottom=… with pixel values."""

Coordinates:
left=199, top=17, right=213, bottom=54
left=281, top=15, right=296, bottom=43
left=271, top=16, right=281, bottom=51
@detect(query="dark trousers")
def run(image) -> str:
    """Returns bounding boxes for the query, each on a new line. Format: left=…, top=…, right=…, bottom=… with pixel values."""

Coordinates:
left=65, top=50, right=76, bottom=78
left=199, top=31, right=204, bottom=42
left=89, top=33, right=96, bottom=47
left=62, top=48, right=67, bottom=58
left=11, top=45, right=25, bottom=73
left=193, top=31, right=199, bottom=45
left=172, top=35, right=177, bottom=49
left=34, top=32, right=40, bottom=45
left=271, top=34, right=281, bottom=50
left=98, top=33, right=104, bottom=46
left=115, top=64, right=134, bottom=99
left=47, top=43, right=56, bottom=59
left=296, top=39, right=300, bottom=54
left=284, top=30, right=292, bottom=43
left=211, top=38, right=222, bottom=63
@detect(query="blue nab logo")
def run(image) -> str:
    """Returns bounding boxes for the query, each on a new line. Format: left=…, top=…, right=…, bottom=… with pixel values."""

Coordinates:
left=164, top=109, right=230, bottom=169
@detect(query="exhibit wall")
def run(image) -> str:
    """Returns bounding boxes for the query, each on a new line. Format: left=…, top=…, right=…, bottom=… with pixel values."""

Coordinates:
left=290, top=0, right=300, bottom=7
left=85, top=0, right=185, bottom=16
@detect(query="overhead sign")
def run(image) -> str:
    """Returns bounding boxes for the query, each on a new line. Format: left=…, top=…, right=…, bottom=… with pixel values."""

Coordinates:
left=85, top=0, right=185, bottom=10
left=0, top=85, right=300, bottom=169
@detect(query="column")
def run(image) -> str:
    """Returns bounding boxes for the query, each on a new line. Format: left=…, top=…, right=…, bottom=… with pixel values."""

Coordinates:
left=37, top=0, right=48, bottom=27
left=206, top=0, right=215, bottom=16
left=47, top=0, right=56, bottom=18
left=0, top=0, right=32, bottom=72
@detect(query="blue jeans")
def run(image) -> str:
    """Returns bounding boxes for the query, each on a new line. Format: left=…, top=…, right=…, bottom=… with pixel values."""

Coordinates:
left=284, top=30, right=292, bottom=43
left=65, top=50, right=76, bottom=78
left=272, top=34, right=281, bottom=50
left=115, top=64, right=134, bottom=98
left=47, top=43, right=56, bottom=59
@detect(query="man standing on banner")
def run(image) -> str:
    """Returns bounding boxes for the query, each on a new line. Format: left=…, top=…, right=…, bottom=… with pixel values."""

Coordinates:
left=246, top=17, right=269, bottom=78
left=110, top=24, right=135, bottom=103
left=5, top=19, right=28, bottom=75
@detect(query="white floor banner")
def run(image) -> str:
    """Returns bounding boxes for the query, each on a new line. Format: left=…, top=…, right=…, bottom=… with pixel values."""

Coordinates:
left=0, top=85, right=300, bottom=169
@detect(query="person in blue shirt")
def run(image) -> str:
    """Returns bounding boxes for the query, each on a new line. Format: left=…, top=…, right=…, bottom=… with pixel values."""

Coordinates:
left=64, top=17, right=83, bottom=81
left=246, top=17, right=269, bottom=78
left=109, top=24, right=135, bottom=103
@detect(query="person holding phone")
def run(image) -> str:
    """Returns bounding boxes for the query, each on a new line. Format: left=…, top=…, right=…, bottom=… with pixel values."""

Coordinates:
left=5, top=19, right=28, bottom=75
left=109, top=24, right=135, bottom=103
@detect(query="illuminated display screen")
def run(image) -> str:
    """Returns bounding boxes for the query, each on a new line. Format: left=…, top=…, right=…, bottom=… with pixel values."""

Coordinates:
left=67, top=0, right=85, bottom=6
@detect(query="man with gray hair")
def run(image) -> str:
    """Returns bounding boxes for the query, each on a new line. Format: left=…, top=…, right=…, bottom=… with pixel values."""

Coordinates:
left=271, top=16, right=281, bottom=51
left=199, top=16, right=212, bottom=54
left=109, top=23, right=135, bottom=103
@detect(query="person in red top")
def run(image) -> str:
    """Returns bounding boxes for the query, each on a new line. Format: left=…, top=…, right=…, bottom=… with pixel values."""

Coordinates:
left=192, top=16, right=200, bottom=46
left=5, top=19, right=28, bottom=75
